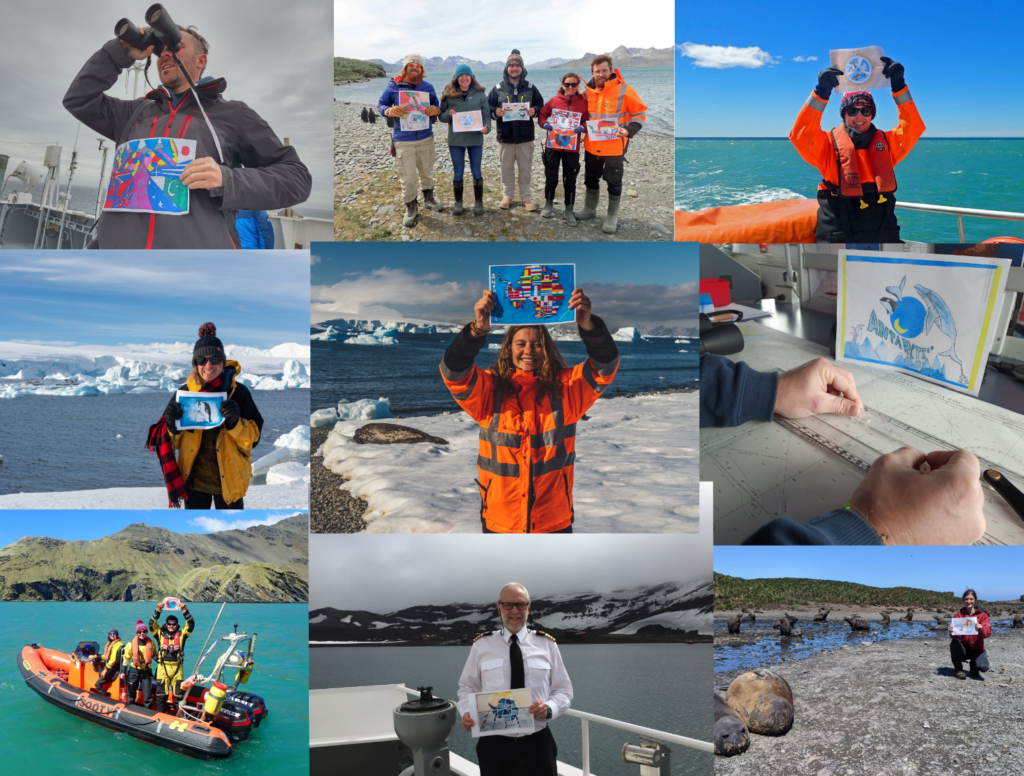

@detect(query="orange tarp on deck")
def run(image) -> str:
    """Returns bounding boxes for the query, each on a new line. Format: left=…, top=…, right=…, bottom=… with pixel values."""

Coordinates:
left=675, top=198, right=818, bottom=243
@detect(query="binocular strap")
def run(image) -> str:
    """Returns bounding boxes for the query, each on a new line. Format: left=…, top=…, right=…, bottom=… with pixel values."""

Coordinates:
left=173, top=52, right=225, bottom=165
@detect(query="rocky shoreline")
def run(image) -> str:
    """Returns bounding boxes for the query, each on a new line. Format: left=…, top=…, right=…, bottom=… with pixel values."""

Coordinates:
left=310, top=426, right=367, bottom=534
left=334, top=100, right=674, bottom=242
left=713, top=631, right=1024, bottom=775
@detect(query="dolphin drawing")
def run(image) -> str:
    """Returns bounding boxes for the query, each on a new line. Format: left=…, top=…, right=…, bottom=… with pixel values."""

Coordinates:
left=914, top=283, right=966, bottom=384
left=885, top=276, right=907, bottom=301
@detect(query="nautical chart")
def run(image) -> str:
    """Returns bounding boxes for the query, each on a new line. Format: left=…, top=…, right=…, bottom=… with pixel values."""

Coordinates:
left=701, top=323, right=1024, bottom=545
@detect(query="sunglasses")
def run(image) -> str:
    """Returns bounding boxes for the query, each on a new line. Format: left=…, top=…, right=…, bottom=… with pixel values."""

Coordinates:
left=562, top=82, right=579, bottom=88
left=845, top=106, right=872, bottom=117
left=195, top=356, right=223, bottom=366
left=108, top=632, right=119, bottom=637
left=499, top=601, right=530, bottom=611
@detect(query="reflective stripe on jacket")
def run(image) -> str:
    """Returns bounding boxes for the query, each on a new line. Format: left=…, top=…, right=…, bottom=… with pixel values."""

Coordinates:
left=789, top=86, right=924, bottom=195
left=440, top=329, right=619, bottom=533
left=582, top=69, right=647, bottom=157
left=169, top=360, right=262, bottom=504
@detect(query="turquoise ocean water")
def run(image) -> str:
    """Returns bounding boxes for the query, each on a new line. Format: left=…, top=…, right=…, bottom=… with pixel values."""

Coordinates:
left=0, top=603, right=308, bottom=774
left=675, top=138, right=1024, bottom=243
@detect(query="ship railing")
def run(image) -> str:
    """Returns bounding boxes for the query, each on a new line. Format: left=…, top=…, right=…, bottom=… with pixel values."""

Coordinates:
left=398, top=685, right=714, bottom=776
left=895, top=202, right=1024, bottom=243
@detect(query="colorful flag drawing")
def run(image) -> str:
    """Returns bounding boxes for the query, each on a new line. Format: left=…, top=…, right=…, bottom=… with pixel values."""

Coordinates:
left=103, top=138, right=195, bottom=215
left=489, top=263, right=576, bottom=325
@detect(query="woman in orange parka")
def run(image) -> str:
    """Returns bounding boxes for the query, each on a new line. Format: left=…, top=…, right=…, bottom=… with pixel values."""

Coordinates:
left=790, top=57, right=924, bottom=243
left=439, top=288, right=619, bottom=533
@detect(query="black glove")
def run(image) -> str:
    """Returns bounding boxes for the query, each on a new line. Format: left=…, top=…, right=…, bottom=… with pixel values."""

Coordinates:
left=880, top=57, right=905, bottom=93
left=815, top=67, right=843, bottom=100
left=220, top=399, right=240, bottom=430
left=163, top=401, right=183, bottom=432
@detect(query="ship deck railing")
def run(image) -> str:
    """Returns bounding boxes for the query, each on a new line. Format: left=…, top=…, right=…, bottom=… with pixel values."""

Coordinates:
left=895, top=201, right=1024, bottom=243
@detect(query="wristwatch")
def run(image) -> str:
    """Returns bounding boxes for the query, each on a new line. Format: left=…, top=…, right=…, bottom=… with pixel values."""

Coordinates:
left=544, top=704, right=552, bottom=719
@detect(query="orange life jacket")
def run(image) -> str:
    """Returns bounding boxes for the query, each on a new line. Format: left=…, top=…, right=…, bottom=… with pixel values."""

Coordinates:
left=830, top=126, right=897, bottom=197
left=130, top=636, right=154, bottom=669
left=157, top=628, right=184, bottom=663
left=441, top=357, right=618, bottom=533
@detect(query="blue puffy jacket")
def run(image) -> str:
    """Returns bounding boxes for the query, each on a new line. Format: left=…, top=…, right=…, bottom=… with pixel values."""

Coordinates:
left=235, top=210, right=275, bottom=249
left=378, top=77, right=439, bottom=143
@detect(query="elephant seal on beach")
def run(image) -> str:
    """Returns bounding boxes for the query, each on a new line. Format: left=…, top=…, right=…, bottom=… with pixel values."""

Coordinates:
left=726, top=669, right=794, bottom=736
left=814, top=609, right=830, bottom=622
left=714, top=694, right=750, bottom=756
left=353, top=423, right=449, bottom=445
left=844, top=617, right=870, bottom=631
left=728, top=615, right=742, bottom=634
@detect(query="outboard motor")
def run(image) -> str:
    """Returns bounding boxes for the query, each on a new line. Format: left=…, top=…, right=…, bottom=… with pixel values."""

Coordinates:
left=394, top=687, right=457, bottom=776
left=226, top=690, right=268, bottom=726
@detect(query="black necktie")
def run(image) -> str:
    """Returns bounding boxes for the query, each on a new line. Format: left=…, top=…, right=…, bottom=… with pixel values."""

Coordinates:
left=509, top=633, right=525, bottom=689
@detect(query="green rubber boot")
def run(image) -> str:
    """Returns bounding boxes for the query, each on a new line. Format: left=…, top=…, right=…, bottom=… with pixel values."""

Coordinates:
left=540, top=198, right=555, bottom=218
left=563, top=189, right=577, bottom=227
left=602, top=194, right=622, bottom=234
left=574, top=188, right=600, bottom=222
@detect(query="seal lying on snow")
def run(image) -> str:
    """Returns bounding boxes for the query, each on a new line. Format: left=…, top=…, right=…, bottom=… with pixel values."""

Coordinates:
left=844, top=617, right=870, bottom=631
left=725, top=669, right=794, bottom=736
left=714, top=694, right=750, bottom=756
left=353, top=423, right=449, bottom=445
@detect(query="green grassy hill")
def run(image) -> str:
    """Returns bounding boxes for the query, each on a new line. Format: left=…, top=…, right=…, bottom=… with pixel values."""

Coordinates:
left=334, top=57, right=386, bottom=84
left=714, top=573, right=967, bottom=610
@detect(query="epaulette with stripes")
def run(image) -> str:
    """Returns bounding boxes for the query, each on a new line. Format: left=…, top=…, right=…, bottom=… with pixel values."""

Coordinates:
left=531, top=629, right=556, bottom=642
left=473, top=631, right=492, bottom=642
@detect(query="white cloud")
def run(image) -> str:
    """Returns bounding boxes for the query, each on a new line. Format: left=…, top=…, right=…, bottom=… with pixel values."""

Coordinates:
left=187, top=513, right=298, bottom=533
left=677, top=42, right=774, bottom=69
left=311, top=253, right=321, bottom=266
left=793, top=56, right=818, bottom=62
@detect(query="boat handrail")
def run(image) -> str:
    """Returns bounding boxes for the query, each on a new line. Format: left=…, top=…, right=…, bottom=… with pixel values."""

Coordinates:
left=895, top=201, right=1024, bottom=242
left=397, top=684, right=714, bottom=775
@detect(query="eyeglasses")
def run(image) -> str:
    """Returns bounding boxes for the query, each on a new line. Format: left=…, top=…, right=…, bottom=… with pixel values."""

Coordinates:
left=845, top=106, right=872, bottom=117
left=499, top=601, right=530, bottom=611
left=562, top=82, right=579, bottom=88
left=195, top=356, right=223, bottom=366
left=108, top=632, right=119, bottom=637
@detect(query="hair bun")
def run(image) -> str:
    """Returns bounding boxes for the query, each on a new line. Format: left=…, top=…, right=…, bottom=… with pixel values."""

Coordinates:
left=198, top=322, right=217, bottom=337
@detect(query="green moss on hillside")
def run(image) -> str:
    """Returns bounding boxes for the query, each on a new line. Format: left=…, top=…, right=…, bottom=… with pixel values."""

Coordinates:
left=334, top=57, right=386, bottom=84
left=714, top=573, right=966, bottom=610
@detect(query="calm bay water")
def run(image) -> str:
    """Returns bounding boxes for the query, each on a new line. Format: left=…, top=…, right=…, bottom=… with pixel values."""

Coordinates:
left=0, top=603, right=308, bottom=774
left=675, top=138, right=1024, bottom=243
left=311, top=643, right=713, bottom=776
left=0, top=390, right=310, bottom=494
left=311, top=334, right=698, bottom=417
left=337, top=67, right=675, bottom=137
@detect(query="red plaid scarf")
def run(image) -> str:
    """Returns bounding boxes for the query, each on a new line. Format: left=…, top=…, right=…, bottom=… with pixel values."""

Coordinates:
left=146, top=418, right=188, bottom=508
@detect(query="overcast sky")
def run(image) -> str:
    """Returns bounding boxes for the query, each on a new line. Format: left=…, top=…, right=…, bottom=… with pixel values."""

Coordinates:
left=311, top=523, right=711, bottom=612
left=334, top=0, right=674, bottom=63
left=310, top=245, right=699, bottom=332
left=0, top=0, right=332, bottom=214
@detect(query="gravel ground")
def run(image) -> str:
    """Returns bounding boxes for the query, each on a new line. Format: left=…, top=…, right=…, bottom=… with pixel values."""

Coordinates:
left=334, top=101, right=674, bottom=242
left=714, top=627, right=1024, bottom=775
left=310, top=426, right=367, bottom=533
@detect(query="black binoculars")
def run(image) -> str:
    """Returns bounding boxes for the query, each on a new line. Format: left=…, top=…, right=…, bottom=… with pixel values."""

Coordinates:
left=699, top=311, right=745, bottom=357
left=115, top=4, right=182, bottom=56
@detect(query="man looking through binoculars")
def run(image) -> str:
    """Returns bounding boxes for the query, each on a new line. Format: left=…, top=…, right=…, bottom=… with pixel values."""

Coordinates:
left=63, top=8, right=311, bottom=249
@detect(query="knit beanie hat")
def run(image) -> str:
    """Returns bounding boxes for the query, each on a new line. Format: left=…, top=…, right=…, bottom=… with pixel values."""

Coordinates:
left=506, top=49, right=524, bottom=69
left=403, top=53, right=425, bottom=69
left=136, top=620, right=147, bottom=633
left=193, top=322, right=225, bottom=363
left=840, top=91, right=875, bottom=117
left=454, top=63, right=474, bottom=79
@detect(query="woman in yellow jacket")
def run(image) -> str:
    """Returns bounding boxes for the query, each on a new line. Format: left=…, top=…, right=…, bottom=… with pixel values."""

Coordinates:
left=440, top=289, right=619, bottom=533
left=162, top=323, right=264, bottom=509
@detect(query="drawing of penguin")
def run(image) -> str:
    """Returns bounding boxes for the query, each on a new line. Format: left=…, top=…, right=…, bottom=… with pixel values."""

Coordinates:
left=198, top=401, right=212, bottom=422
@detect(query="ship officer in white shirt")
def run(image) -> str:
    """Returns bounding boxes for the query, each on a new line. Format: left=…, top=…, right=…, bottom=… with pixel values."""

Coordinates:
left=457, top=582, right=573, bottom=775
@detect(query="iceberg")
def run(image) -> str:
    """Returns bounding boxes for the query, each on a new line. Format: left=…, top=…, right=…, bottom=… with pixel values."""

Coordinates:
left=274, top=425, right=311, bottom=451
left=344, top=333, right=398, bottom=346
left=611, top=327, right=646, bottom=342
left=311, top=408, right=339, bottom=427
left=338, top=397, right=393, bottom=421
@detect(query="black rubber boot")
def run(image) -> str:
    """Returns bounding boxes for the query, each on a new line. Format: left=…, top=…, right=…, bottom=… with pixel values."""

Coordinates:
left=564, top=189, right=577, bottom=226
left=472, top=179, right=485, bottom=215
left=452, top=181, right=464, bottom=215
left=422, top=189, right=444, bottom=212
left=403, top=199, right=419, bottom=227
left=540, top=198, right=555, bottom=218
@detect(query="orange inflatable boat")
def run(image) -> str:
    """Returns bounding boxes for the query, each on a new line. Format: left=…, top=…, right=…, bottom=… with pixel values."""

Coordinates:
left=19, top=642, right=233, bottom=759
left=675, top=199, right=819, bottom=243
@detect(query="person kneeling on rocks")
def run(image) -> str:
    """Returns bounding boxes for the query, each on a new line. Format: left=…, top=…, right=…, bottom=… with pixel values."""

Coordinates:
left=439, top=64, right=491, bottom=216
left=577, top=55, right=647, bottom=234
left=948, top=588, right=992, bottom=680
left=378, top=54, right=444, bottom=227
left=538, top=72, right=589, bottom=226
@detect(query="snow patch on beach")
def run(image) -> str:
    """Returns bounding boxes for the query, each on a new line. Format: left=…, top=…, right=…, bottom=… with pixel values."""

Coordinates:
left=318, top=392, right=699, bottom=533
left=0, top=480, right=309, bottom=509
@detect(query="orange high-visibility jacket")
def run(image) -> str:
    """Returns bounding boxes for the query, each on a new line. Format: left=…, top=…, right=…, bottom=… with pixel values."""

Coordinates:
left=583, top=69, right=647, bottom=157
left=789, top=86, right=925, bottom=196
left=440, top=335, right=619, bottom=533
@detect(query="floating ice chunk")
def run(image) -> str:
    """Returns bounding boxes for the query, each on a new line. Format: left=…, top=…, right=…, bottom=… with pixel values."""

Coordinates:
left=130, top=386, right=160, bottom=393
left=344, top=334, right=398, bottom=346
left=338, top=398, right=393, bottom=421
left=675, top=338, right=692, bottom=343
left=274, top=425, right=311, bottom=451
left=115, top=434, right=123, bottom=438
left=611, top=327, right=646, bottom=342
left=311, top=408, right=339, bottom=427
left=252, top=446, right=290, bottom=474
left=63, top=384, right=101, bottom=396
left=487, top=343, right=501, bottom=350
left=374, top=326, right=399, bottom=339
left=266, top=461, right=310, bottom=485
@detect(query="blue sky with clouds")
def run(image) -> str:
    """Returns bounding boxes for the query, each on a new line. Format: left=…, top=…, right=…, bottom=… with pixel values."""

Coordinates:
left=676, top=0, right=1024, bottom=137
left=0, top=512, right=302, bottom=549
left=310, top=243, right=699, bottom=331
left=715, top=547, right=1024, bottom=601
left=0, top=252, right=311, bottom=348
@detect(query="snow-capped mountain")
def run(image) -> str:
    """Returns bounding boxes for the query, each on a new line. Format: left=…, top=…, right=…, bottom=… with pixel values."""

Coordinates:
left=310, top=580, right=713, bottom=642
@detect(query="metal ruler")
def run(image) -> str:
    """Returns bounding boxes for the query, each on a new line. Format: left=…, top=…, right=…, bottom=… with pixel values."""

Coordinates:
left=774, top=415, right=872, bottom=474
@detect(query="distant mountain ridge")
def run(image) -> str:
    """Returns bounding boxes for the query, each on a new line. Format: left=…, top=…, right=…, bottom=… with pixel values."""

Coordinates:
left=360, top=46, right=669, bottom=75
left=0, top=516, right=309, bottom=603
left=310, top=580, right=712, bottom=643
